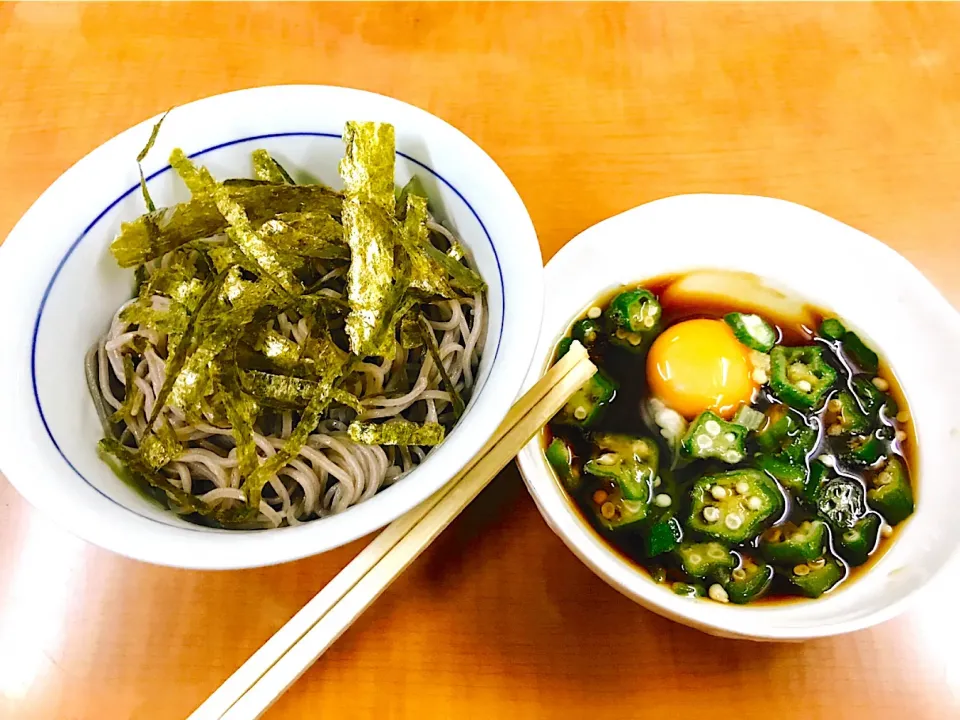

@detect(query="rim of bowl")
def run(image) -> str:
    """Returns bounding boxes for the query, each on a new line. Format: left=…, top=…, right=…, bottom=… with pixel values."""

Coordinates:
left=516, top=193, right=960, bottom=640
left=0, top=85, right=544, bottom=569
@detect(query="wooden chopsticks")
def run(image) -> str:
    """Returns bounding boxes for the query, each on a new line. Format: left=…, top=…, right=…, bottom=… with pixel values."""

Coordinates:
left=190, top=341, right=595, bottom=720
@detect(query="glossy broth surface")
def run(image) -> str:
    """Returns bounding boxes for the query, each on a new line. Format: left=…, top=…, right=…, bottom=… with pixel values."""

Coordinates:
left=544, top=274, right=916, bottom=604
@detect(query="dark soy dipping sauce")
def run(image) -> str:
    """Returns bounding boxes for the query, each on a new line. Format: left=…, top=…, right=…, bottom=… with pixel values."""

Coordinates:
left=545, top=273, right=917, bottom=604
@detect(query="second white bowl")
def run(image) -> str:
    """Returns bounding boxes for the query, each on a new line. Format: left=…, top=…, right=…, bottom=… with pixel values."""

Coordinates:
left=516, top=194, right=960, bottom=640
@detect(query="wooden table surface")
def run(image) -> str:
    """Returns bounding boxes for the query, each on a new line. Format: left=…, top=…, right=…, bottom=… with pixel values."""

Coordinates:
left=2, top=3, right=959, bottom=718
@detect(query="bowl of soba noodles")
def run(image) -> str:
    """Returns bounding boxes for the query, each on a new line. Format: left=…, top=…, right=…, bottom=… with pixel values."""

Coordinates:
left=516, top=194, right=960, bottom=640
left=0, top=86, right=543, bottom=569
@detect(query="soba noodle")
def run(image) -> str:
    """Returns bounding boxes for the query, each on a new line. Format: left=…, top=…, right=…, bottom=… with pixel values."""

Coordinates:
left=89, top=261, right=485, bottom=529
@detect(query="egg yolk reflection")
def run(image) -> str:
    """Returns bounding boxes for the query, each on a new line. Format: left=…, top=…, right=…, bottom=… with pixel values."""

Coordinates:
left=646, top=319, right=756, bottom=420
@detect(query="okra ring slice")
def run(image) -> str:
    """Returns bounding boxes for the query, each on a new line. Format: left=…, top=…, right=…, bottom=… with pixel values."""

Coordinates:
left=687, top=469, right=784, bottom=544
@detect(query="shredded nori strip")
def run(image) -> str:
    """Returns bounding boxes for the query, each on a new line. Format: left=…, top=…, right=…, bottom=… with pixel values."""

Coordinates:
left=221, top=348, right=261, bottom=479
left=111, top=354, right=142, bottom=424
left=397, top=195, right=456, bottom=299
left=136, top=109, right=170, bottom=212
left=170, top=148, right=303, bottom=297
left=259, top=212, right=348, bottom=260
left=417, top=313, right=465, bottom=419
left=340, top=121, right=398, bottom=358
left=110, top=184, right=342, bottom=268
left=239, top=369, right=319, bottom=408
left=252, top=149, right=295, bottom=185
left=348, top=417, right=445, bottom=446
left=396, top=175, right=428, bottom=215
left=138, top=418, right=183, bottom=470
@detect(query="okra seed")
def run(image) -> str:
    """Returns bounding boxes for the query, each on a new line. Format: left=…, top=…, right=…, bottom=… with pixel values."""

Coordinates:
left=710, top=485, right=728, bottom=500
left=703, top=507, right=721, bottom=523
left=592, top=490, right=608, bottom=505
left=643, top=316, right=655, bottom=328
left=723, top=432, right=735, bottom=443
left=708, top=584, right=730, bottom=604
left=688, top=553, right=703, bottom=565
left=818, top=454, right=836, bottom=468
left=796, top=380, right=813, bottom=393
left=723, top=451, right=742, bottom=463
left=843, top=530, right=858, bottom=543
left=596, top=453, right=617, bottom=466
left=881, top=524, right=893, bottom=538
left=704, top=420, right=722, bottom=437
left=600, top=502, right=616, bottom=519
left=573, top=406, right=588, bottom=420
left=746, top=496, right=762, bottom=511
left=653, top=476, right=661, bottom=488
left=896, top=411, right=910, bottom=423
left=697, top=435, right=713, bottom=450
left=724, top=513, right=743, bottom=530
left=809, top=558, right=826, bottom=569
left=628, top=333, right=643, bottom=346
left=768, top=529, right=783, bottom=543
left=828, top=399, right=842, bottom=412
left=895, top=430, right=907, bottom=442
left=732, top=568, right=747, bottom=582
left=752, top=369, right=768, bottom=385
left=707, top=546, right=728, bottom=560
left=750, top=350, right=772, bottom=372
left=735, top=481, right=750, bottom=494
left=793, top=564, right=810, bottom=576
left=827, top=425, right=842, bottom=437
left=654, top=493, right=672, bottom=508
left=587, top=306, right=602, bottom=319
left=872, top=377, right=889, bottom=391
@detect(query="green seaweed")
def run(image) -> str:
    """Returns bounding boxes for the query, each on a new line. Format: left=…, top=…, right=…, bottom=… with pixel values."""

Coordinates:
left=396, top=175, right=428, bottom=216
left=169, top=146, right=209, bottom=196
left=347, top=417, right=445, bottom=446
left=254, top=328, right=303, bottom=370
left=221, top=352, right=261, bottom=479
left=252, top=149, right=295, bottom=185
left=259, top=212, right=348, bottom=260
left=397, top=194, right=456, bottom=299
left=399, top=312, right=424, bottom=349
left=110, top=354, right=142, bottom=424
left=138, top=418, right=183, bottom=470
left=330, top=387, right=364, bottom=414
left=170, top=148, right=303, bottom=297
left=340, top=121, right=398, bottom=358
left=146, top=268, right=242, bottom=425
left=136, top=109, right=170, bottom=212
left=110, top=184, right=342, bottom=268
left=417, top=313, right=464, bottom=419
left=239, top=369, right=319, bottom=408
left=421, top=241, right=484, bottom=295
left=119, top=298, right=190, bottom=340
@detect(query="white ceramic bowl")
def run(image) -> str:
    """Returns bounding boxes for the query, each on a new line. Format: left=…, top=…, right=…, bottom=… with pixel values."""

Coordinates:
left=0, top=85, right=543, bottom=569
left=517, top=194, right=960, bottom=640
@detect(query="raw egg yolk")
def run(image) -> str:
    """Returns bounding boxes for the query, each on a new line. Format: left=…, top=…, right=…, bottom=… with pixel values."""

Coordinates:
left=646, top=319, right=756, bottom=420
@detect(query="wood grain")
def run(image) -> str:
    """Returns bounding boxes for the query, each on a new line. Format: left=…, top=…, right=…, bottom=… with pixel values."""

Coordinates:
left=1, top=3, right=958, bottom=719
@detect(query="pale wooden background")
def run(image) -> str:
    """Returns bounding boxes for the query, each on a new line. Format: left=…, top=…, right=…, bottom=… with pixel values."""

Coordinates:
left=1, top=3, right=958, bottom=718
